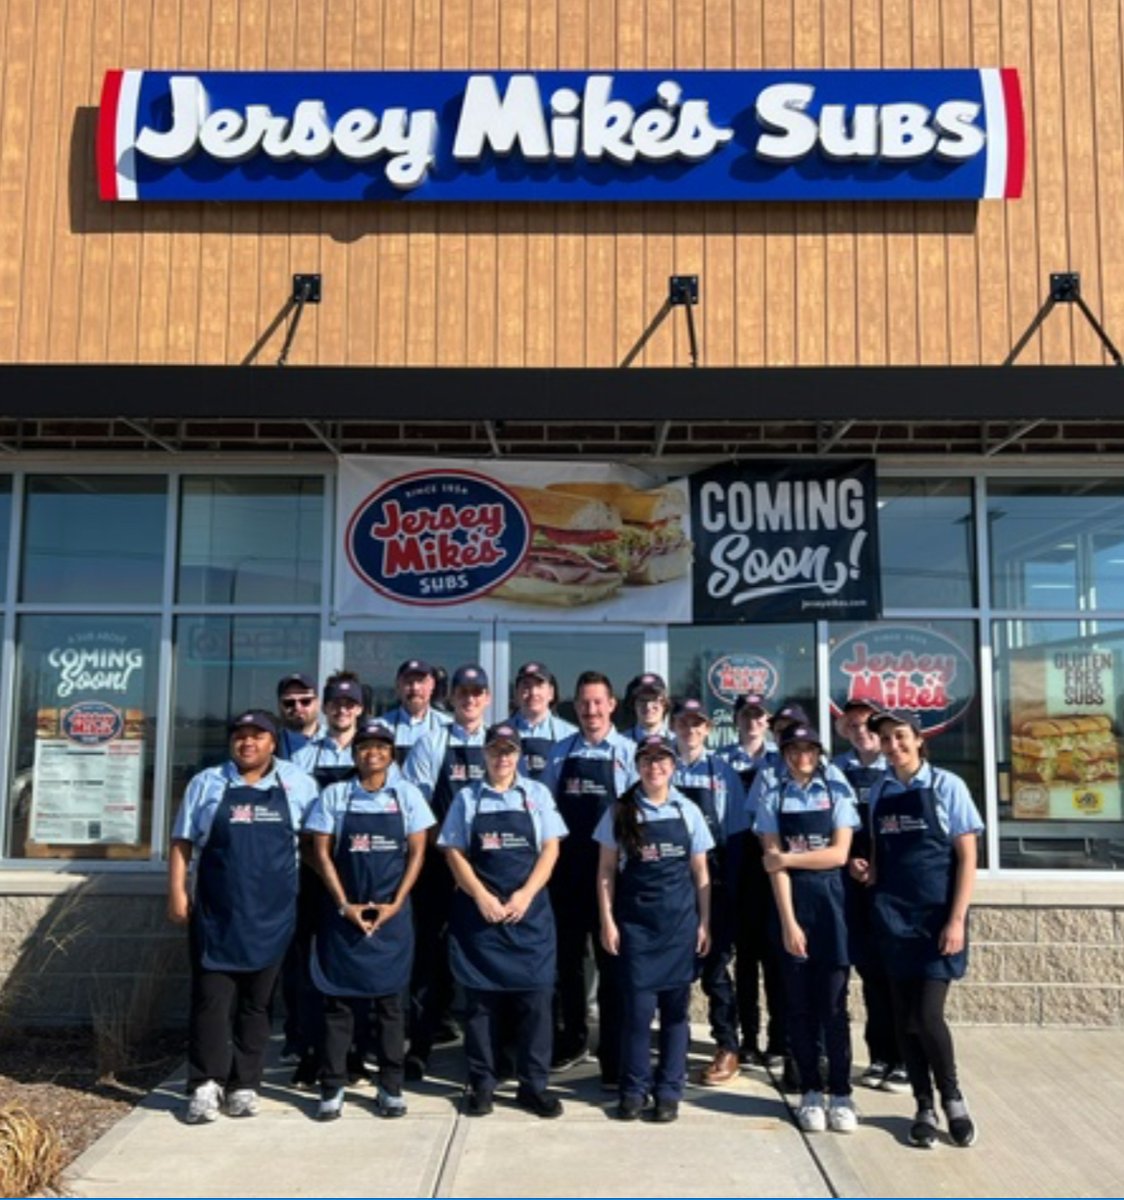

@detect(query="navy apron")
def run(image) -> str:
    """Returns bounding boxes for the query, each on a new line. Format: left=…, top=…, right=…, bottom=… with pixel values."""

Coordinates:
left=552, top=736, right=617, bottom=924
left=775, top=793, right=850, bottom=967
left=871, top=785, right=967, bottom=981
left=517, top=722, right=554, bottom=782
left=432, top=738, right=486, bottom=823
left=841, top=761, right=884, bottom=970
left=312, top=787, right=414, bottom=997
left=676, top=757, right=725, bottom=887
left=615, top=800, right=698, bottom=992
left=449, top=788, right=556, bottom=991
left=193, top=777, right=297, bottom=972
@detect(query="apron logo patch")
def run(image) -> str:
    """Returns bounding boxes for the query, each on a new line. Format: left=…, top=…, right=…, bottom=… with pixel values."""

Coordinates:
left=230, top=804, right=253, bottom=824
left=878, top=814, right=901, bottom=834
left=450, top=764, right=467, bottom=781
left=480, top=832, right=502, bottom=850
left=785, top=833, right=809, bottom=853
left=564, top=778, right=582, bottom=794
left=640, top=843, right=661, bottom=861
left=349, top=833, right=372, bottom=852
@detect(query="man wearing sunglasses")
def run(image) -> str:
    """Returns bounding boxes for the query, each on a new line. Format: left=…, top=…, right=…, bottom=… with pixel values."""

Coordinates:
left=276, top=673, right=324, bottom=761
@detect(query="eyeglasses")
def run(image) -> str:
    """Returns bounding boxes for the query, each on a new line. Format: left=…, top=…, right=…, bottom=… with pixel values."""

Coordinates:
left=280, top=696, right=317, bottom=709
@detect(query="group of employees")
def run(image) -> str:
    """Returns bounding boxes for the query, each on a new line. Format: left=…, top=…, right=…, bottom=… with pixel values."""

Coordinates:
left=168, top=658, right=981, bottom=1148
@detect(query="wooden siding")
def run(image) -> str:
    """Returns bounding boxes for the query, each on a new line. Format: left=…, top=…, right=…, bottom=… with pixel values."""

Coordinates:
left=0, top=0, right=1119, bottom=368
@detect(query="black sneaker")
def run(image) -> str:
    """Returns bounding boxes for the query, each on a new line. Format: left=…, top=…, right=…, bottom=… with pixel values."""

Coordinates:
left=652, top=1098, right=679, bottom=1123
left=616, top=1095, right=644, bottom=1121
left=515, top=1086, right=563, bottom=1119
left=737, top=1043, right=760, bottom=1067
left=909, top=1105, right=939, bottom=1149
left=550, top=1042, right=590, bottom=1072
left=433, top=1020, right=460, bottom=1047
left=465, top=1089, right=494, bottom=1117
left=404, top=1054, right=427, bottom=1082
left=945, top=1097, right=977, bottom=1147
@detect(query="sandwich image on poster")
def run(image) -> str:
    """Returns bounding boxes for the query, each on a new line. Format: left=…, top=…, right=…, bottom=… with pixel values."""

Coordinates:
left=1009, top=647, right=1122, bottom=821
left=545, top=481, right=691, bottom=585
left=338, top=456, right=692, bottom=623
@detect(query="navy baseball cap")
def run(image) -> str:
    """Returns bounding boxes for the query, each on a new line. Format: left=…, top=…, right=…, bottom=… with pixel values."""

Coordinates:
left=635, top=733, right=678, bottom=762
left=869, top=708, right=923, bottom=735
left=397, top=658, right=436, bottom=680
left=276, top=672, right=316, bottom=696
left=841, top=697, right=881, bottom=715
left=515, top=661, right=551, bottom=684
left=629, top=672, right=668, bottom=697
left=451, top=664, right=490, bottom=691
left=734, top=693, right=769, bottom=719
left=771, top=702, right=812, bottom=729
left=779, top=722, right=824, bottom=750
left=323, top=677, right=365, bottom=706
left=228, top=709, right=279, bottom=739
left=485, top=722, right=522, bottom=749
left=353, top=717, right=396, bottom=746
left=672, top=698, right=710, bottom=722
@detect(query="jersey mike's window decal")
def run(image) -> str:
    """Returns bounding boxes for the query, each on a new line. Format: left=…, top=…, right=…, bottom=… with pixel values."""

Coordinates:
left=829, top=623, right=976, bottom=736
left=345, top=469, right=533, bottom=607
left=97, top=68, right=1024, bottom=203
left=337, top=457, right=692, bottom=622
left=707, top=654, right=780, bottom=707
left=689, top=459, right=881, bottom=624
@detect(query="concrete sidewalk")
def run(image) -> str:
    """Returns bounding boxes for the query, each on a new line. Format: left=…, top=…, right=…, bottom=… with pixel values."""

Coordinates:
left=65, top=1026, right=1124, bottom=1198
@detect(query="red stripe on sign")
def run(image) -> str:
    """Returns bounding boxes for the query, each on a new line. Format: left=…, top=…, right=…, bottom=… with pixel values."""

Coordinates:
left=96, top=70, right=123, bottom=201
left=1001, top=67, right=1025, bottom=199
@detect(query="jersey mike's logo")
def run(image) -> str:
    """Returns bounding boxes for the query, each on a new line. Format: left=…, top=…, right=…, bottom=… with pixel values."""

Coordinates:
left=707, top=654, right=779, bottom=707
left=61, top=701, right=124, bottom=745
left=346, top=469, right=531, bottom=606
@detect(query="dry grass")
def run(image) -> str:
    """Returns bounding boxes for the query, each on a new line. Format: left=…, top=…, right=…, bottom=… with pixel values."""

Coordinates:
left=0, top=1103, right=64, bottom=1198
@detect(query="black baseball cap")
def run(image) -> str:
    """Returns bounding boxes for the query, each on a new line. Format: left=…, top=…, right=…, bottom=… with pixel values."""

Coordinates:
left=771, top=702, right=812, bottom=729
left=869, top=709, right=923, bottom=735
left=778, top=722, right=824, bottom=750
left=629, top=672, right=668, bottom=697
left=397, top=658, right=436, bottom=681
left=353, top=717, right=396, bottom=746
left=324, top=677, right=365, bottom=706
left=672, top=698, right=710, bottom=722
left=635, top=733, right=678, bottom=762
left=228, top=709, right=279, bottom=739
left=515, top=661, right=550, bottom=684
left=484, top=722, right=522, bottom=750
left=733, top=693, right=769, bottom=719
left=451, top=664, right=490, bottom=691
left=276, top=672, right=316, bottom=696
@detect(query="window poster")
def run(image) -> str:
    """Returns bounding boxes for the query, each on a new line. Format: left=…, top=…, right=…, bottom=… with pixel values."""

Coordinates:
left=1009, top=645, right=1122, bottom=821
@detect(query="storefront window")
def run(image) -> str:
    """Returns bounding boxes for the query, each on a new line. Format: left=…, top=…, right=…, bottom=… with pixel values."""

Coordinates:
left=827, top=619, right=984, bottom=852
left=668, top=624, right=815, bottom=749
left=21, top=476, right=166, bottom=604
left=177, top=476, right=324, bottom=606
left=993, top=620, right=1124, bottom=870
left=170, top=615, right=321, bottom=810
left=989, top=480, right=1124, bottom=613
left=877, top=479, right=974, bottom=609
left=8, top=616, right=159, bottom=860
left=345, top=629, right=484, bottom=716
left=0, top=476, right=10, bottom=597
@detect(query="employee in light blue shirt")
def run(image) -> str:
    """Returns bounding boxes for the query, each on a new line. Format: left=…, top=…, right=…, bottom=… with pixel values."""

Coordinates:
left=380, top=659, right=452, bottom=767
left=508, top=660, right=578, bottom=781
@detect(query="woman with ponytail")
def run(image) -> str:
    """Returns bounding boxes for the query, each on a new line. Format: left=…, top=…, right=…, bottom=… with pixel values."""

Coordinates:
left=595, top=735, right=712, bottom=1124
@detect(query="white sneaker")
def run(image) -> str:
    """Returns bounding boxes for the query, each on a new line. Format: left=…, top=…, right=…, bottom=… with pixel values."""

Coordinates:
left=828, top=1096, right=859, bottom=1133
left=376, top=1086, right=407, bottom=1118
left=796, top=1090, right=827, bottom=1132
left=225, top=1088, right=259, bottom=1118
left=186, top=1080, right=223, bottom=1124
left=318, top=1086, right=345, bottom=1121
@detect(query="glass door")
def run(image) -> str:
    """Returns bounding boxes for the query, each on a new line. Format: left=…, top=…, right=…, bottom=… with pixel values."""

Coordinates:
left=497, top=625, right=651, bottom=728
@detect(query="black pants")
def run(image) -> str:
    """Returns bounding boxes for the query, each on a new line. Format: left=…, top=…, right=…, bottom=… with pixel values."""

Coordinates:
left=552, top=889, right=621, bottom=1076
left=464, top=988, right=552, bottom=1095
left=321, top=992, right=405, bottom=1093
left=734, top=843, right=786, bottom=1054
left=699, top=881, right=739, bottom=1052
left=857, top=958, right=900, bottom=1065
left=780, top=959, right=852, bottom=1096
left=409, top=855, right=457, bottom=1062
left=188, top=938, right=280, bottom=1092
left=889, top=976, right=960, bottom=1105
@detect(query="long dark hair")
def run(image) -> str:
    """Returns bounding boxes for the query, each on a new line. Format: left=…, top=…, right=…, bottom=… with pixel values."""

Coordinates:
left=612, top=781, right=647, bottom=860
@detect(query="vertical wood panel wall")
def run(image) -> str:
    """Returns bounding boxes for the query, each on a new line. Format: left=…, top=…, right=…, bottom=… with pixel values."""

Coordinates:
left=0, top=0, right=1119, bottom=367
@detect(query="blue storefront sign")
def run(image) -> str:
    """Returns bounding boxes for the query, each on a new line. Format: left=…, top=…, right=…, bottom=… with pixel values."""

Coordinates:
left=98, top=68, right=1024, bottom=203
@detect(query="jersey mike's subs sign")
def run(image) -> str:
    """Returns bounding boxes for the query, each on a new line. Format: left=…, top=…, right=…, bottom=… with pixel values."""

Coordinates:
left=98, top=68, right=1024, bottom=203
left=338, top=457, right=693, bottom=623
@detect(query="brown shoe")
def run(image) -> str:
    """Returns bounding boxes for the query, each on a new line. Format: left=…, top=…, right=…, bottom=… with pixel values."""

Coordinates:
left=700, top=1048, right=740, bottom=1086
